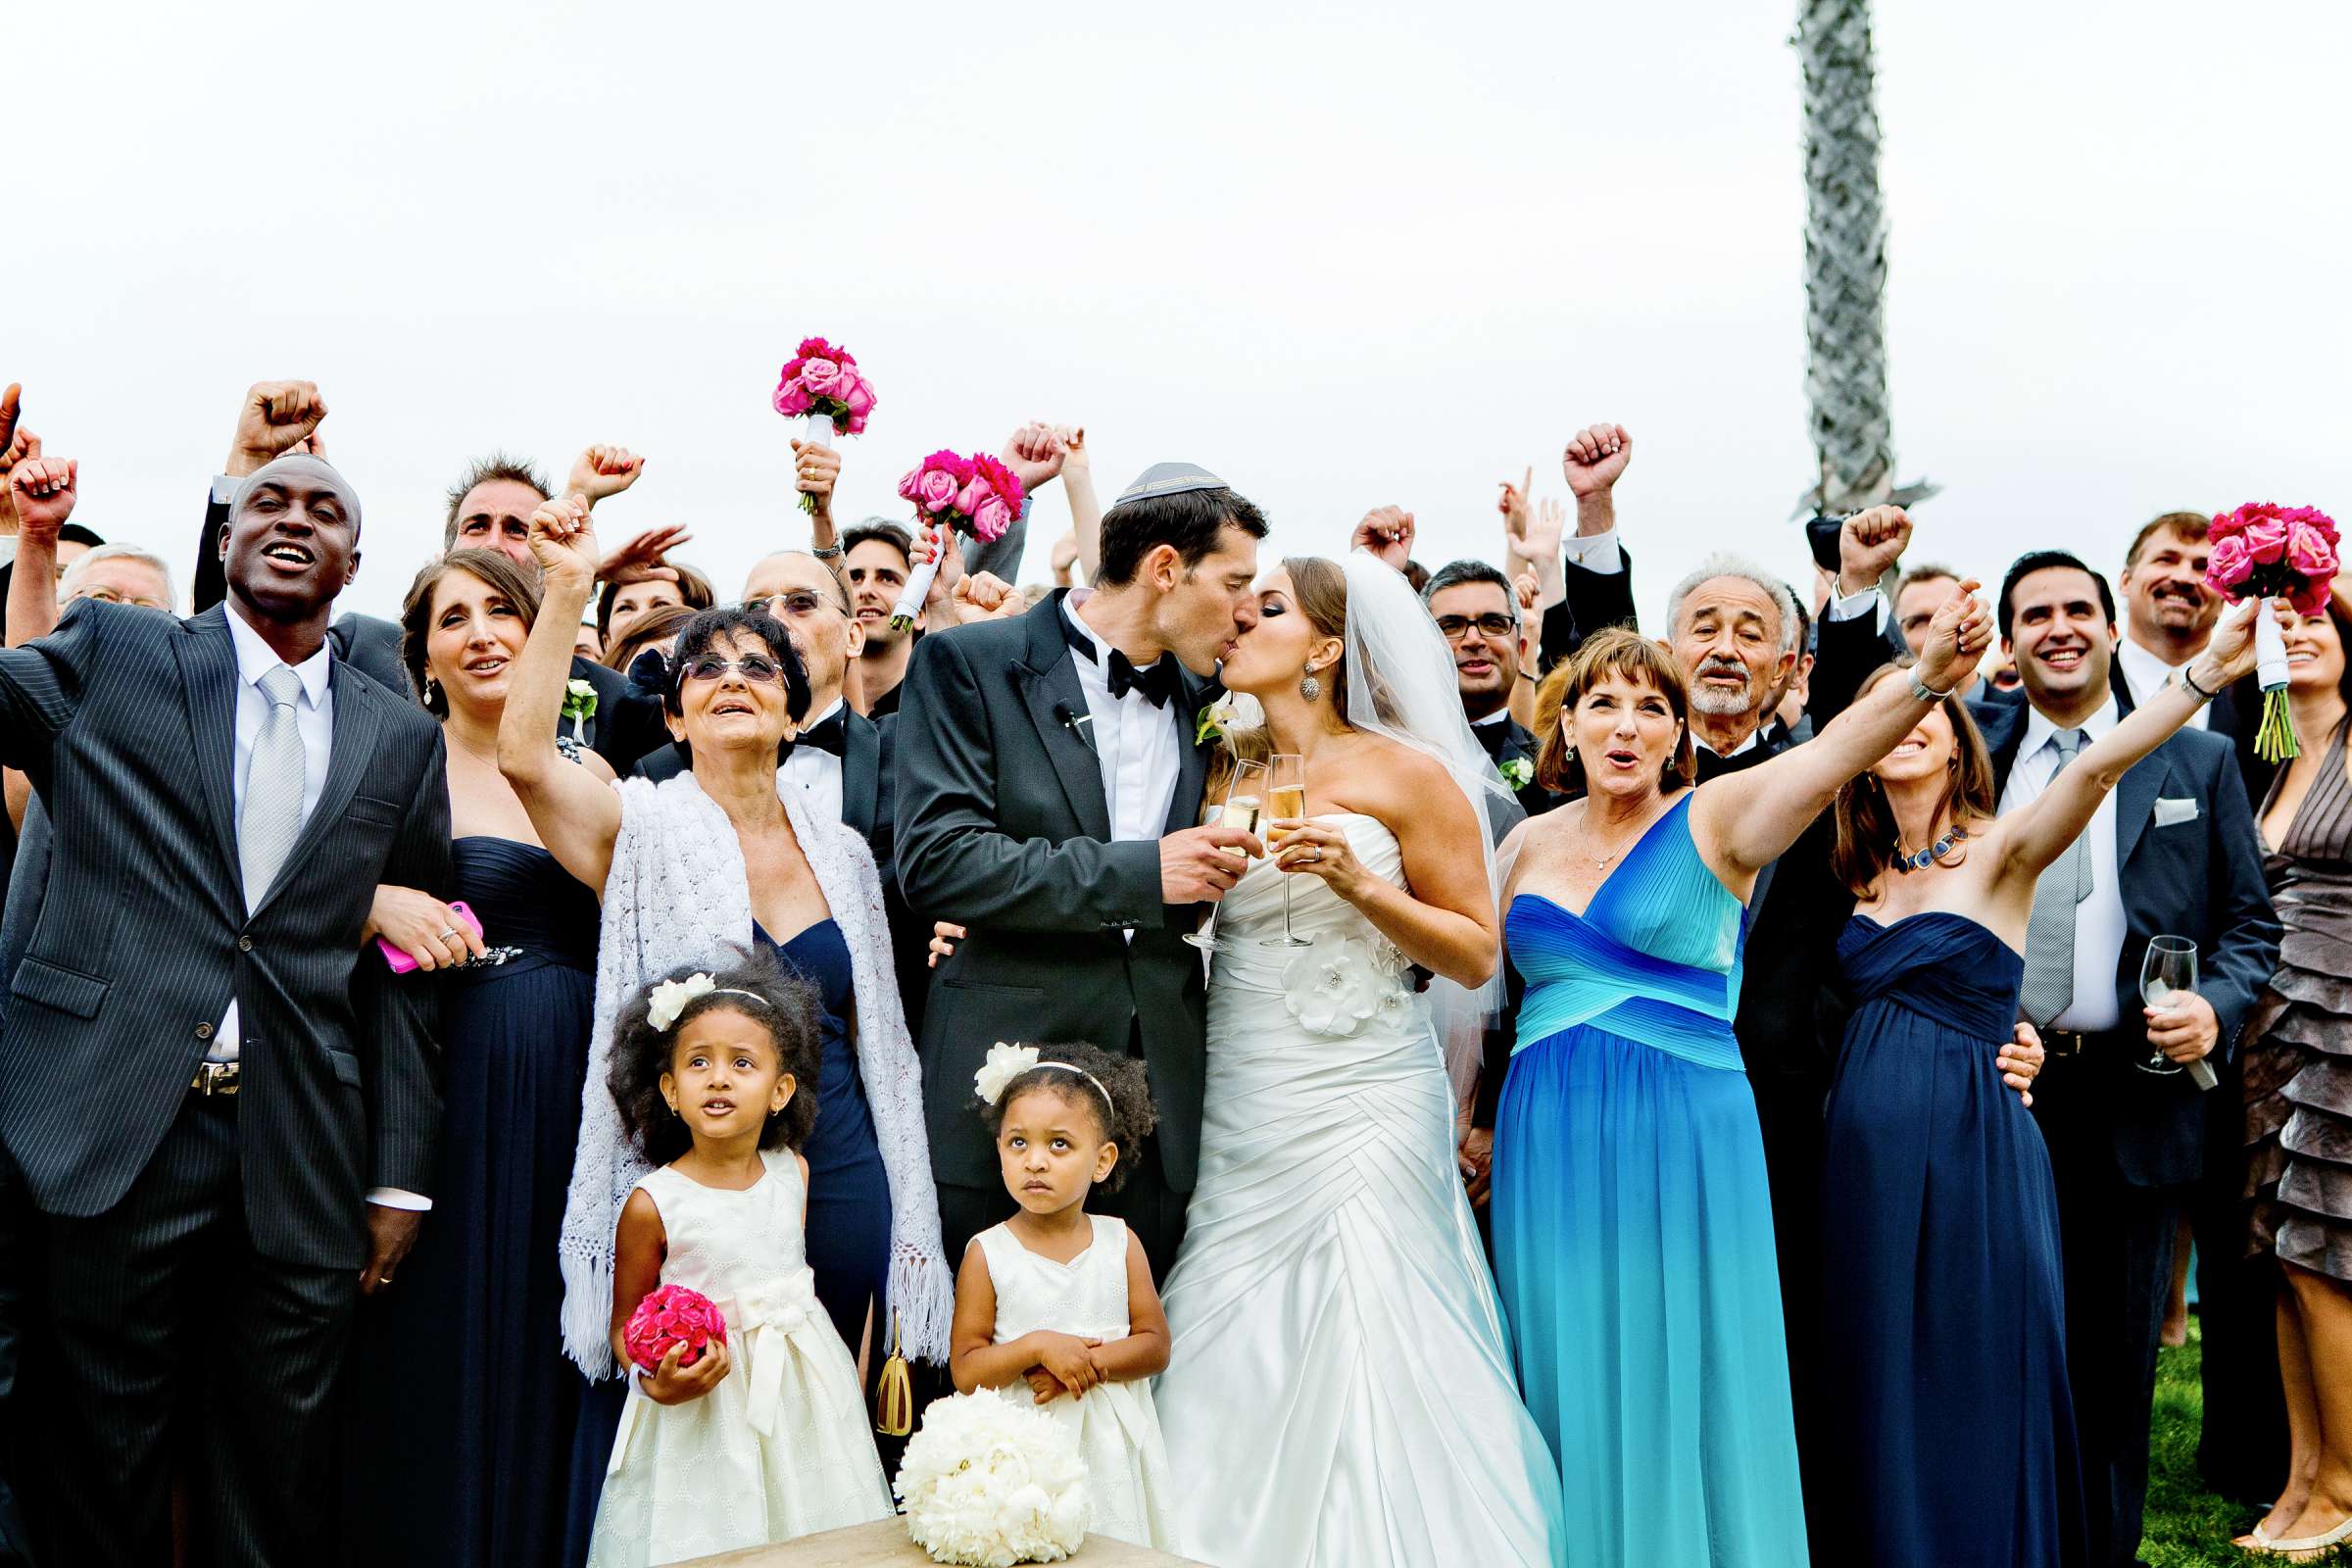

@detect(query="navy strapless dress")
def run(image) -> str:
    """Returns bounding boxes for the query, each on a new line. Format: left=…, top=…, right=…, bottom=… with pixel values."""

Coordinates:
left=340, top=836, right=600, bottom=1567
left=755, top=915, right=891, bottom=1363
left=1822, top=912, right=2083, bottom=1566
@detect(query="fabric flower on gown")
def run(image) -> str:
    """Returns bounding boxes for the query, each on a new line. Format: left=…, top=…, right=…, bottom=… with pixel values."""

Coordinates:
left=1282, top=935, right=1408, bottom=1038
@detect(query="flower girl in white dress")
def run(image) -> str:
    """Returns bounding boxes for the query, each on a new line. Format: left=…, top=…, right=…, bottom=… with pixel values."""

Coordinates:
left=585, top=959, right=893, bottom=1567
left=950, top=1043, right=1181, bottom=1550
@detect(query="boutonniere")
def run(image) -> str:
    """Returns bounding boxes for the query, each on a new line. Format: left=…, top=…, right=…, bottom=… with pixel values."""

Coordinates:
left=562, top=678, right=598, bottom=738
left=1499, top=756, right=1533, bottom=792
left=1195, top=693, right=1240, bottom=747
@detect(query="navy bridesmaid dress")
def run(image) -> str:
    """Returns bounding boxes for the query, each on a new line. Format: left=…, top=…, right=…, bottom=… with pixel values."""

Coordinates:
left=1822, top=911, right=2083, bottom=1566
left=341, top=836, right=600, bottom=1567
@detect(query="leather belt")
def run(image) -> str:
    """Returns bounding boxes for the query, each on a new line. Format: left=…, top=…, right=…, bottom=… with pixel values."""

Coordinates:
left=191, top=1060, right=240, bottom=1097
left=2039, top=1028, right=2094, bottom=1060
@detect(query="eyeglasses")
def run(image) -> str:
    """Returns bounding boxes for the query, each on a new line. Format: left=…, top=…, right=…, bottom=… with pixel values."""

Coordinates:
left=1435, top=612, right=1516, bottom=642
left=680, top=655, right=785, bottom=685
left=72, top=586, right=172, bottom=611
left=743, top=590, right=832, bottom=618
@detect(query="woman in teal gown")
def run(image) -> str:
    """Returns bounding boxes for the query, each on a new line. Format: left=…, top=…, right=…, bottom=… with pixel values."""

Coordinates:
left=1492, top=573, right=1993, bottom=1568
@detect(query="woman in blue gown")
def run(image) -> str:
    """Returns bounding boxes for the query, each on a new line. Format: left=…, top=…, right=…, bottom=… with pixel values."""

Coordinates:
left=1809, top=604, right=2261, bottom=1565
left=1493, top=575, right=1993, bottom=1568
left=341, top=551, right=615, bottom=1567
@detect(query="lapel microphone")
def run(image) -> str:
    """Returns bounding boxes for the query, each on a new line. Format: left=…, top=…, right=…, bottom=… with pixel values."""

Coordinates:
left=1052, top=703, right=1095, bottom=736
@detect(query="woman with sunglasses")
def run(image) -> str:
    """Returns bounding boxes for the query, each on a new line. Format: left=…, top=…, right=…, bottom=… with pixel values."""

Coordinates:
left=498, top=494, right=952, bottom=1531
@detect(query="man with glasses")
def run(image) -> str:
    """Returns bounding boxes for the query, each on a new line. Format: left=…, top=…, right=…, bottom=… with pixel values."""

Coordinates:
left=1422, top=559, right=1555, bottom=820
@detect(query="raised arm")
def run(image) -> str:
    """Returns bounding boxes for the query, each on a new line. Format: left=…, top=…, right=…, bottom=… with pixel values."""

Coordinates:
left=6, top=459, right=70, bottom=648
left=2000, top=599, right=2261, bottom=880
left=496, top=494, right=622, bottom=891
left=1693, top=580, right=1993, bottom=879
left=1539, top=424, right=1637, bottom=668
left=1058, top=427, right=1099, bottom=583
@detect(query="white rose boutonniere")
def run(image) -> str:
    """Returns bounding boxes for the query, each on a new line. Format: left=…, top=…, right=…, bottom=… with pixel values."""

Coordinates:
left=1499, top=756, right=1533, bottom=792
left=562, top=677, right=599, bottom=739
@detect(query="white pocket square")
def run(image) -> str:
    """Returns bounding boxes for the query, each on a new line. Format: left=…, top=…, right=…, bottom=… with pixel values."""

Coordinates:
left=2153, top=796, right=2200, bottom=827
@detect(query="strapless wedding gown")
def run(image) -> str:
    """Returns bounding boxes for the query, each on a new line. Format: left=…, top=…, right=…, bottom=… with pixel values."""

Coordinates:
left=1155, top=814, right=1565, bottom=1567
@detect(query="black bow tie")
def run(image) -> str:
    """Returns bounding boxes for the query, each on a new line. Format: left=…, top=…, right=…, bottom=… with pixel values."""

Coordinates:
left=1061, top=608, right=1180, bottom=709
left=794, top=708, right=848, bottom=758
left=1471, top=718, right=1511, bottom=761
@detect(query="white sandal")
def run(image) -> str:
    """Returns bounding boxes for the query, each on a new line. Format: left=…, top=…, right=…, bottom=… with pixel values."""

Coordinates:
left=2271, top=1515, right=2352, bottom=1561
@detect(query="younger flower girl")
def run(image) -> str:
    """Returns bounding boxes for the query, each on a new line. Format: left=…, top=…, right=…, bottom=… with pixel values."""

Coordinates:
left=950, top=1042, right=1180, bottom=1550
left=586, top=957, right=892, bottom=1567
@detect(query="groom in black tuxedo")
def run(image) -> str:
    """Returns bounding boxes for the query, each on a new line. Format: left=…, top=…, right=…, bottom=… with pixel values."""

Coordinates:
left=896, top=464, right=1268, bottom=1280
left=0, top=454, right=450, bottom=1565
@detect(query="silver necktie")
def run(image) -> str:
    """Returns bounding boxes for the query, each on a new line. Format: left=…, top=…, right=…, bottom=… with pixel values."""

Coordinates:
left=2019, top=728, right=2092, bottom=1028
left=238, top=664, right=307, bottom=906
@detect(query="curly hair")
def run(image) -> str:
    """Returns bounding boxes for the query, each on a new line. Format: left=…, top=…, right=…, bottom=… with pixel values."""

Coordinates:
left=978, top=1043, right=1158, bottom=1194
left=608, top=951, right=822, bottom=1166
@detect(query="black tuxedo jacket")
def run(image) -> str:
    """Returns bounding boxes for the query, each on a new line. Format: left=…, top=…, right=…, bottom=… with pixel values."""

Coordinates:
left=1538, top=547, right=1640, bottom=672
left=0, top=602, right=451, bottom=1268
left=894, top=591, right=1217, bottom=1193
left=1973, top=683, right=2280, bottom=1188
left=1472, top=714, right=1564, bottom=820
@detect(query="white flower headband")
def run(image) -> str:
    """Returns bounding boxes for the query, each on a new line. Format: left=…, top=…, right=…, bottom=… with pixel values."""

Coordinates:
left=647, top=973, right=770, bottom=1033
left=973, top=1042, right=1114, bottom=1115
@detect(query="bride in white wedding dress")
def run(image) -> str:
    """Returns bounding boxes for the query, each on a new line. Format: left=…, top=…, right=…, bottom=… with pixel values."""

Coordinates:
left=1154, top=553, right=1564, bottom=1568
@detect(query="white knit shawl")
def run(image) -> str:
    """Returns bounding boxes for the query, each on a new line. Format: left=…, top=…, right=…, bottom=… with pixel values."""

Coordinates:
left=557, top=771, right=953, bottom=1375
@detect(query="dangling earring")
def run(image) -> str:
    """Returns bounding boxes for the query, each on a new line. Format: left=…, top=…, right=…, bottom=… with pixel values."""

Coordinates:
left=1299, top=668, right=1321, bottom=703
left=422, top=672, right=438, bottom=707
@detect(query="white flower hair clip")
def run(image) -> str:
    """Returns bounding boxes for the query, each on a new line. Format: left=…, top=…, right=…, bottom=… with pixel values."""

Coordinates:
left=973, top=1042, right=1041, bottom=1106
left=648, top=973, right=718, bottom=1033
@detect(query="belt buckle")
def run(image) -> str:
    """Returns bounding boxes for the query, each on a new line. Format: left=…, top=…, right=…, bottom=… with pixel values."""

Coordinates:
left=2042, top=1029, right=2086, bottom=1060
left=192, top=1060, right=240, bottom=1098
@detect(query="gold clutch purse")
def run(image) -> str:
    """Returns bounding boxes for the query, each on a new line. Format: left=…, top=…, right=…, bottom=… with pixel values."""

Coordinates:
left=874, top=1309, right=914, bottom=1437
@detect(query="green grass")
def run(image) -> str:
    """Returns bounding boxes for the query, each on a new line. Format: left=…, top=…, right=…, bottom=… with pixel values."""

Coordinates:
left=2146, top=1324, right=2274, bottom=1567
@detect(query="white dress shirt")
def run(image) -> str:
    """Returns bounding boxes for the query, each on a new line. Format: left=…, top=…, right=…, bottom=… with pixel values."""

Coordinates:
left=1063, top=593, right=1182, bottom=847
left=1999, top=696, right=2127, bottom=1032
left=778, top=696, right=847, bottom=825
left=220, top=606, right=426, bottom=1211
left=1560, top=529, right=1624, bottom=576
left=2117, top=635, right=2210, bottom=730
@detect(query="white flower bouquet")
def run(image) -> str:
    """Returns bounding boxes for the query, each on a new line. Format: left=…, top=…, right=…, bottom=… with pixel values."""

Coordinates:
left=896, top=1388, right=1092, bottom=1566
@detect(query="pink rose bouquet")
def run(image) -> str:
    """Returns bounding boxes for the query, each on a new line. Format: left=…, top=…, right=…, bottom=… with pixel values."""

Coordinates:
left=2206, top=502, right=2341, bottom=761
left=889, top=450, right=1026, bottom=631
left=622, top=1283, right=728, bottom=1373
left=773, top=335, right=878, bottom=514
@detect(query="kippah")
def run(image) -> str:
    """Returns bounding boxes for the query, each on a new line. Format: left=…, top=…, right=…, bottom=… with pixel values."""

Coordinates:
left=1115, top=462, right=1228, bottom=504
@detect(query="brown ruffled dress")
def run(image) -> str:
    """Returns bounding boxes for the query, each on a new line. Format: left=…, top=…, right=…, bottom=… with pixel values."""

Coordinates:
left=2245, top=715, right=2352, bottom=1281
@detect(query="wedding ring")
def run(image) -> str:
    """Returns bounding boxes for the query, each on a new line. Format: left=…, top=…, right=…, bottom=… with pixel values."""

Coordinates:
left=1307, top=847, right=1322, bottom=862
left=437, top=928, right=461, bottom=942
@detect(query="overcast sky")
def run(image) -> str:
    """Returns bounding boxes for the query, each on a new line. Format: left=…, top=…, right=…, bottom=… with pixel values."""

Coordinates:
left=12, top=1, right=2347, bottom=628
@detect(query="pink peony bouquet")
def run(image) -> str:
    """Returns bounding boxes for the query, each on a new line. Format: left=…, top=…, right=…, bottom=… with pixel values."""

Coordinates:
left=622, top=1283, right=728, bottom=1373
left=2206, top=502, right=2341, bottom=762
left=773, top=336, right=877, bottom=514
left=888, top=450, right=1026, bottom=631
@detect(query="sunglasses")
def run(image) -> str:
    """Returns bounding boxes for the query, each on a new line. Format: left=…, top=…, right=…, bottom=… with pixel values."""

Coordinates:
left=1435, top=612, right=1517, bottom=641
left=680, top=655, right=785, bottom=686
left=743, top=590, right=832, bottom=617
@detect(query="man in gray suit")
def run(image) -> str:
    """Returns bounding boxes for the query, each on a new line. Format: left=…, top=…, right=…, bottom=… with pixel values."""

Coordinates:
left=0, top=454, right=451, bottom=1566
left=895, top=463, right=1267, bottom=1280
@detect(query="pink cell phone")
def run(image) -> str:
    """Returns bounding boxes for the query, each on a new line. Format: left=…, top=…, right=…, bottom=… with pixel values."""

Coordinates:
left=378, top=901, right=482, bottom=973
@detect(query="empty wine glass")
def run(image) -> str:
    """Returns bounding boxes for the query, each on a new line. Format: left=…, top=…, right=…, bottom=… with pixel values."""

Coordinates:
left=1262, top=753, right=1312, bottom=948
left=1186, top=760, right=1267, bottom=953
left=2138, top=935, right=2196, bottom=1078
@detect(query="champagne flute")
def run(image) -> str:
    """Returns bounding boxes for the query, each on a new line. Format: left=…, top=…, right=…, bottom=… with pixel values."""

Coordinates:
left=1186, top=760, right=1267, bottom=953
left=2138, top=935, right=2218, bottom=1090
left=1262, top=753, right=1312, bottom=948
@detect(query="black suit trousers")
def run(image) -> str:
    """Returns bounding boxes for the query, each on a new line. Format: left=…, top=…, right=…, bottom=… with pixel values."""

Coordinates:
left=2036, top=1053, right=2180, bottom=1568
left=31, top=1095, right=352, bottom=1567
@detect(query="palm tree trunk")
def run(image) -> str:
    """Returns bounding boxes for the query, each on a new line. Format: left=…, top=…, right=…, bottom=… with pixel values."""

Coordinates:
left=1796, top=0, right=1893, bottom=514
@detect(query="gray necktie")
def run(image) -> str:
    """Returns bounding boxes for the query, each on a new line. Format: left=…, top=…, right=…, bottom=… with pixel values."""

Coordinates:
left=239, top=665, right=307, bottom=906
left=2020, top=728, right=2092, bottom=1028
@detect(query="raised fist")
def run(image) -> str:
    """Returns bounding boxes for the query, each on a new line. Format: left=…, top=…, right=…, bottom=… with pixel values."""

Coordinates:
left=1838, top=505, right=1912, bottom=593
left=1001, top=422, right=1067, bottom=492
left=1351, top=506, right=1415, bottom=571
left=952, top=570, right=1022, bottom=622
left=1054, top=424, right=1089, bottom=475
left=226, top=381, right=327, bottom=478
left=1561, top=423, right=1632, bottom=499
left=567, top=445, right=645, bottom=505
left=528, top=494, right=600, bottom=588
left=8, top=457, right=76, bottom=541
left=1915, top=578, right=1991, bottom=695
